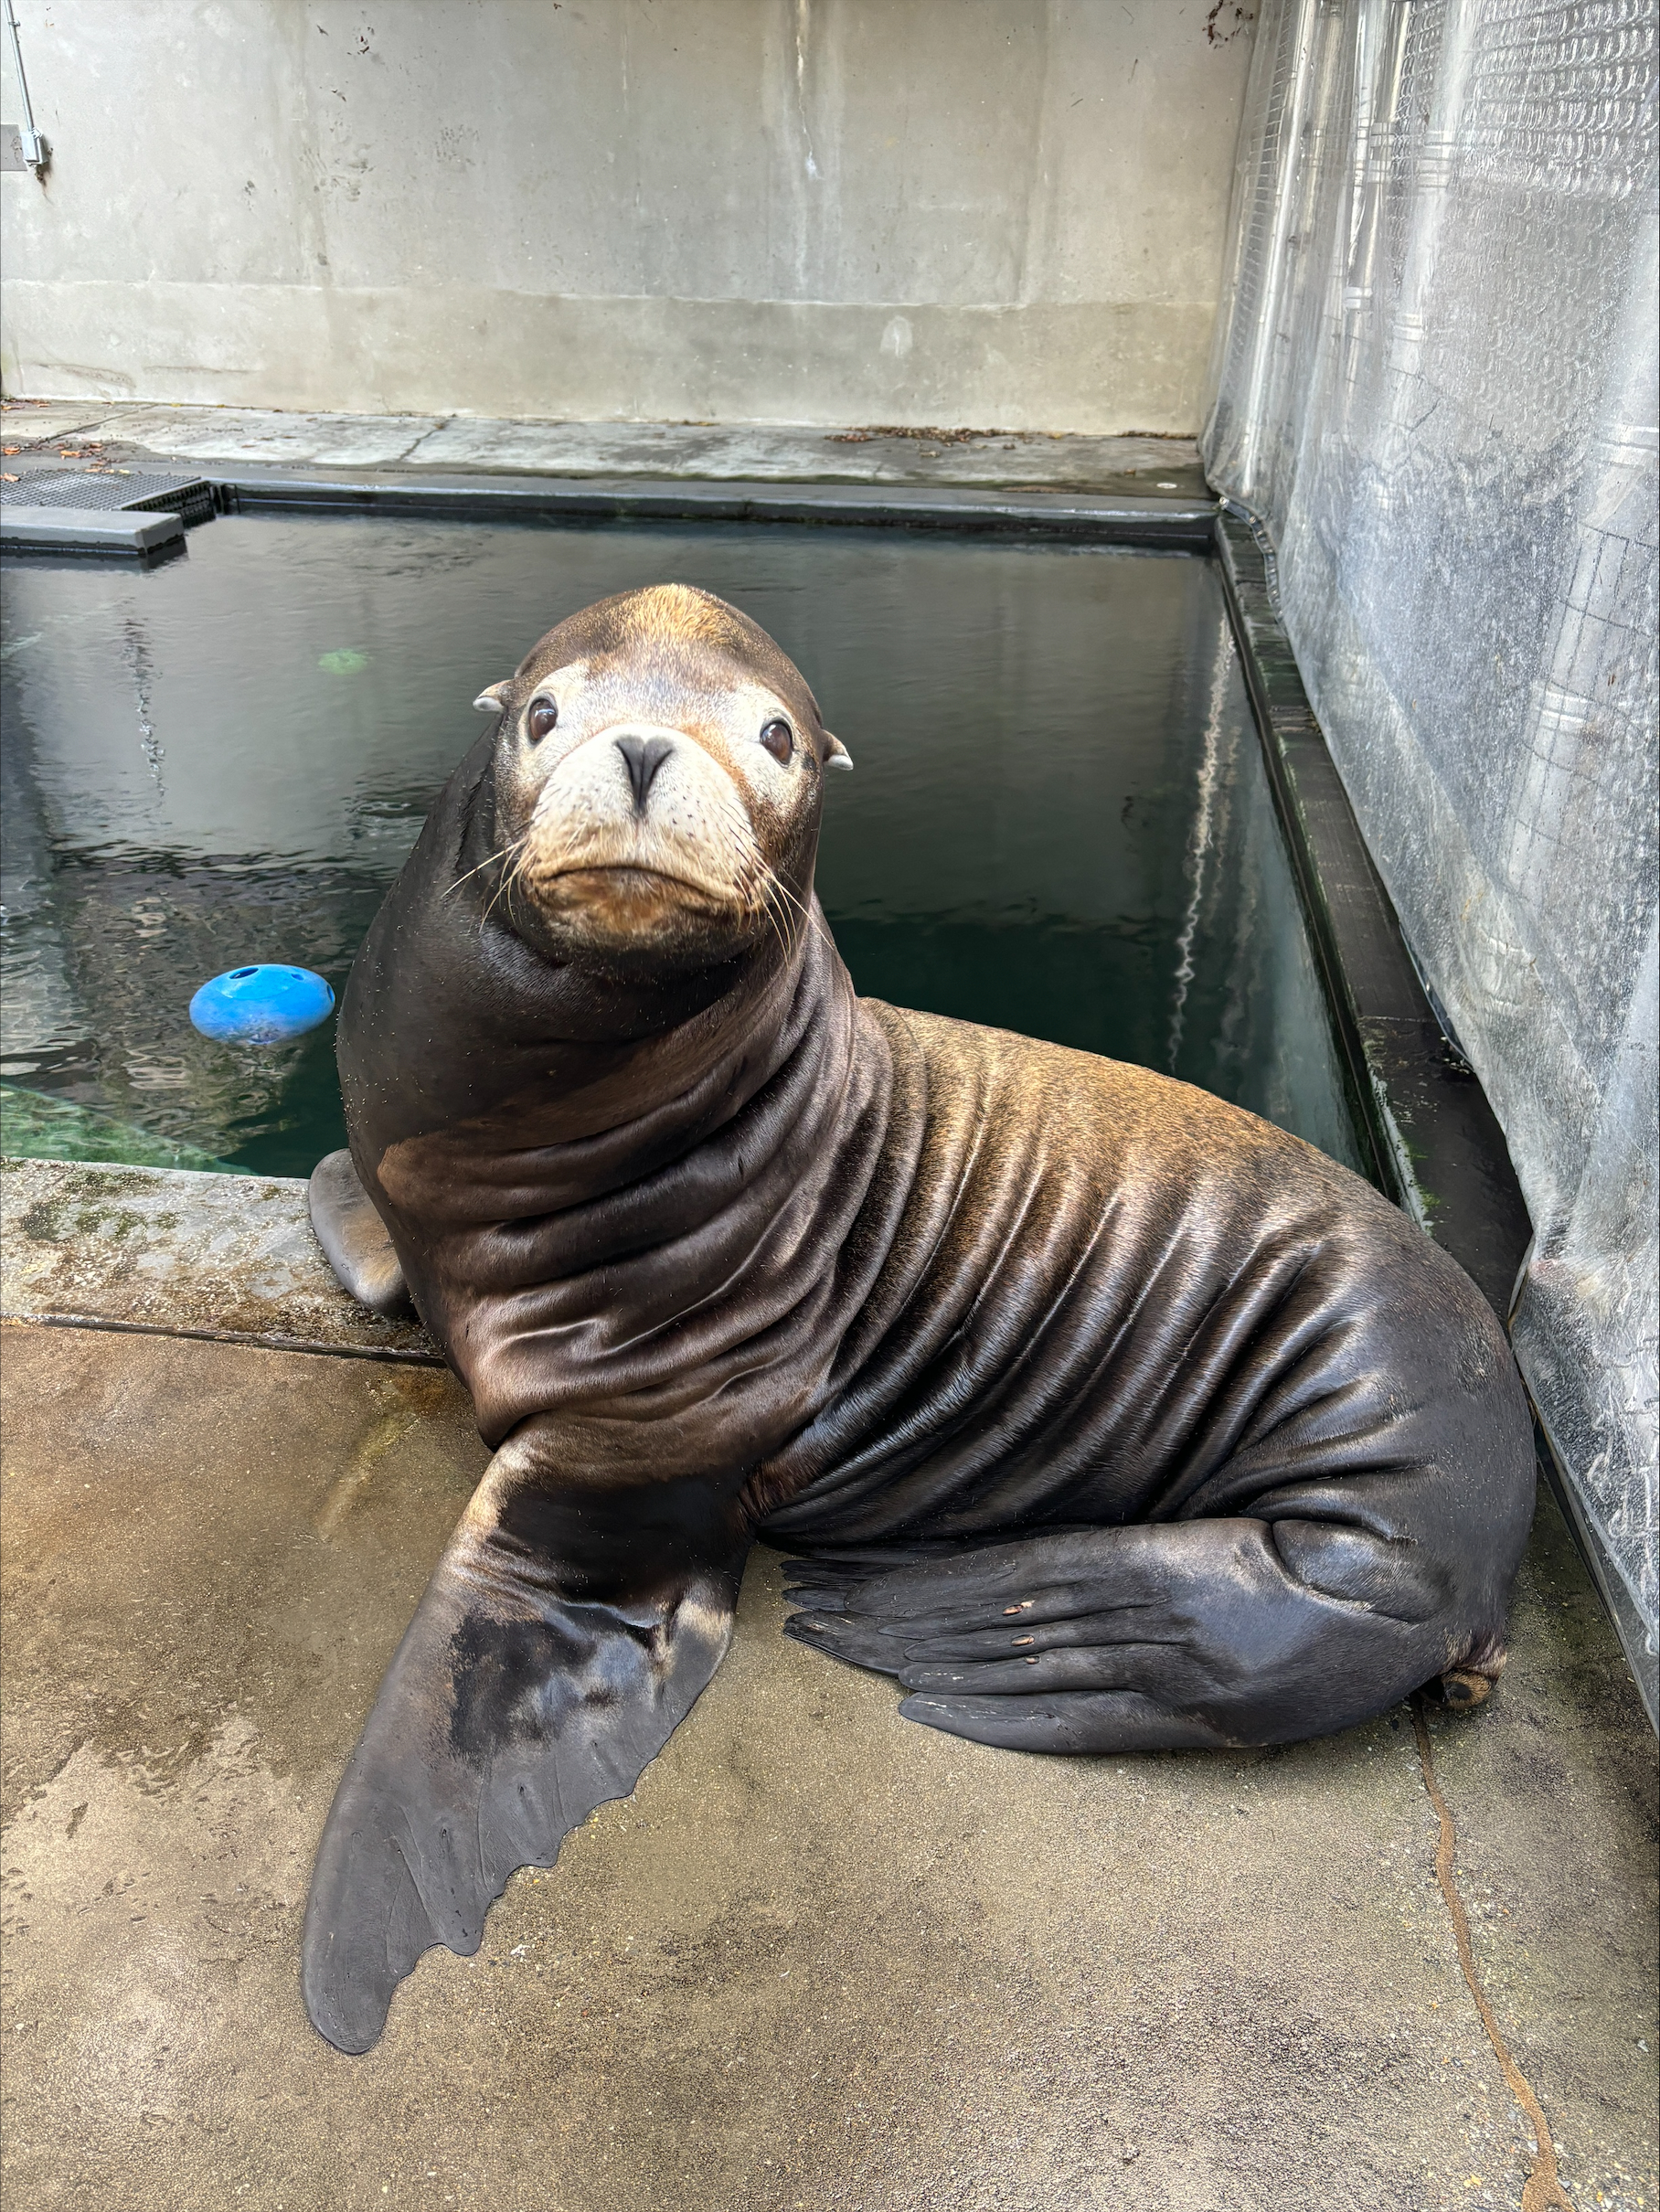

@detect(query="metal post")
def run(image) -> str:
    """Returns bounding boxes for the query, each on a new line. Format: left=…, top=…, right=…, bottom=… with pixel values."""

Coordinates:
left=5, top=0, right=48, bottom=175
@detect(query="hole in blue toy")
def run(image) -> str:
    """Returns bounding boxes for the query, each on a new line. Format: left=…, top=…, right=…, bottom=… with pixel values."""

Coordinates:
left=232, top=967, right=256, bottom=978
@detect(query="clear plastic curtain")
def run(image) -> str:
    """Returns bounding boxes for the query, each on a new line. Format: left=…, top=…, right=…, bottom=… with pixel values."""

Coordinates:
left=1203, top=0, right=1658, bottom=1695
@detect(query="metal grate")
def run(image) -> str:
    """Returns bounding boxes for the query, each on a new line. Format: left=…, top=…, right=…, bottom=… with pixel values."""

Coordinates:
left=0, top=471, right=217, bottom=526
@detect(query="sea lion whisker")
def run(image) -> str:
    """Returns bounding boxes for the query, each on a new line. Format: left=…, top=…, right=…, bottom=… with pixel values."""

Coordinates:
left=482, top=844, right=535, bottom=932
left=478, top=873, right=512, bottom=931
left=769, top=879, right=811, bottom=965
left=762, top=866, right=833, bottom=953
left=762, top=863, right=812, bottom=932
left=444, top=836, right=526, bottom=900
left=757, top=873, right=796, bottom=959
left=750, top=870, right=793, bottom=963
left=768, top=888, right=798, bottom=963
left=759, top=895, right=786, bottom=964
left=503, top=843, right=537, bottom=923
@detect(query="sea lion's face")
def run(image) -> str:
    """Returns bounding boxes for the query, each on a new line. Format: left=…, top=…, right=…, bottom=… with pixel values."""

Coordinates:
left=479, top=585, right=849, bottom=970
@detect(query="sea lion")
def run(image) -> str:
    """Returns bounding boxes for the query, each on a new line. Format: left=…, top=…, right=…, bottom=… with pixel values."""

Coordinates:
left=302, top=582, right=1534, bottom=2055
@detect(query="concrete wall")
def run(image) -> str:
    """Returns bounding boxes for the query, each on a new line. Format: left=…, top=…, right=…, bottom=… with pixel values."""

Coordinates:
left=0, top=1, right=1256, bottom=431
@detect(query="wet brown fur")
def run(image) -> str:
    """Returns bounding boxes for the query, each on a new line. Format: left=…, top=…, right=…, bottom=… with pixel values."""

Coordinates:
left=301, top=586, right=1538, bottom=2057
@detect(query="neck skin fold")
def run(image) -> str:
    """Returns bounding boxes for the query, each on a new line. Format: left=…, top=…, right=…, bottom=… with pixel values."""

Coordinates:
left=339, top=728, right=896, bottom=1471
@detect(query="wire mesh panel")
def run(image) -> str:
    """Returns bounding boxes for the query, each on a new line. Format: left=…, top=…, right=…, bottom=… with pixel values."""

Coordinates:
left=1204, top=0, right=1658, bottom=1696
left=0, top=472, right=216, bottom=525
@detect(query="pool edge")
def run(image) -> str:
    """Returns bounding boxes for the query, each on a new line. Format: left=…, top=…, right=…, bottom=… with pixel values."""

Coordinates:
left=1208, top=515, right=1655, bottom=1718
left=203, top=465, right=1219, bottom=548
left=1211, top=506, right=1533, bottom=1321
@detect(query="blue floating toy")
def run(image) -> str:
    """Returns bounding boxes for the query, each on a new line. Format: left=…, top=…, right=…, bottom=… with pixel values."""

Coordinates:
left=189, top=964, right=335, bottom=1045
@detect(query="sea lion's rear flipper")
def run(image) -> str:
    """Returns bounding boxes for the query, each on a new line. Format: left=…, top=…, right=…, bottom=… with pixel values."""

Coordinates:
left=308, top=1148, right=411, bottom=1316
left=303, top=1460, right=747, bottom=2054
left=782, top=1509, right=1511, bottom=1753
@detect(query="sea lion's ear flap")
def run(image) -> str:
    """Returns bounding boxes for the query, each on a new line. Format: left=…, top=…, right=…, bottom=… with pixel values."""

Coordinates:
left=822, top=733, right=854, bottom=771
left=473, top=681, right=511, bottom=714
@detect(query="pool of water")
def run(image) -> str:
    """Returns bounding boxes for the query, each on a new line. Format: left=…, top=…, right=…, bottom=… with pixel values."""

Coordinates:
left=1, top=511, right=1365, bottom=1180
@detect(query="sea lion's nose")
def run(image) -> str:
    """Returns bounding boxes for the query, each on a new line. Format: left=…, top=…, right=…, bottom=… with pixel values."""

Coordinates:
left=614, top=734, right=676, bottom=815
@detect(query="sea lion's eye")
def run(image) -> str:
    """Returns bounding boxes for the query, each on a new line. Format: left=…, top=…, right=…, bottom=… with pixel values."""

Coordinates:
left=527, top=697, right=559, bottom=742
left=760, top=718, right=793, bottom=765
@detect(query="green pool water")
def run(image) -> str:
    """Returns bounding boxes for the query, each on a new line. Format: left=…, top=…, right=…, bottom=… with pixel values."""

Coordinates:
left=1, top=511, right=1364, bottom=1180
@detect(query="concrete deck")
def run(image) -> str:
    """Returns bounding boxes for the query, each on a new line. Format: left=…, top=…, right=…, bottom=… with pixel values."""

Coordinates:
left=0, top=397, right=1208, bottom=499
left=2, top=1299, right=1655, bottom=2210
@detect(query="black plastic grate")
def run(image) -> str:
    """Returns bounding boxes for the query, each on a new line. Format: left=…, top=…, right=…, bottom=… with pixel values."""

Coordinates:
left=0, top=470, right=217, bottom=526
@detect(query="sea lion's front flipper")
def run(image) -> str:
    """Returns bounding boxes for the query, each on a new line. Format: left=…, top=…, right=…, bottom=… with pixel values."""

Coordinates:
left=303, top=1458, right=748, bottom=2053
left=308, top=1148, right=411, bottom=1315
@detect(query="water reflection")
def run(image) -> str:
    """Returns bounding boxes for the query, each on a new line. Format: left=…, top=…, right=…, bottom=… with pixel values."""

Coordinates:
left=0, top=516, right=1363, bottom=1178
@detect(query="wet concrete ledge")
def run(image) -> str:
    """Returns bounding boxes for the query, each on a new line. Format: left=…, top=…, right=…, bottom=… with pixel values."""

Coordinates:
left=0, top=398, right=1211, bottom=498
left=0, top=1156, right=439, bottom=1363
left=0, top=503, right=186, bottom=556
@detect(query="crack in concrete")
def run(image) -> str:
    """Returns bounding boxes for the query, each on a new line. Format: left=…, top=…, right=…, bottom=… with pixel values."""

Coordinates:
left=1411, top=1696, right=1575, bottom=2212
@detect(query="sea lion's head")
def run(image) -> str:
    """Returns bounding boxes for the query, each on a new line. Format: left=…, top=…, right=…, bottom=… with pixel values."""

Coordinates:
left=474, top=583, right=850, bottom=973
